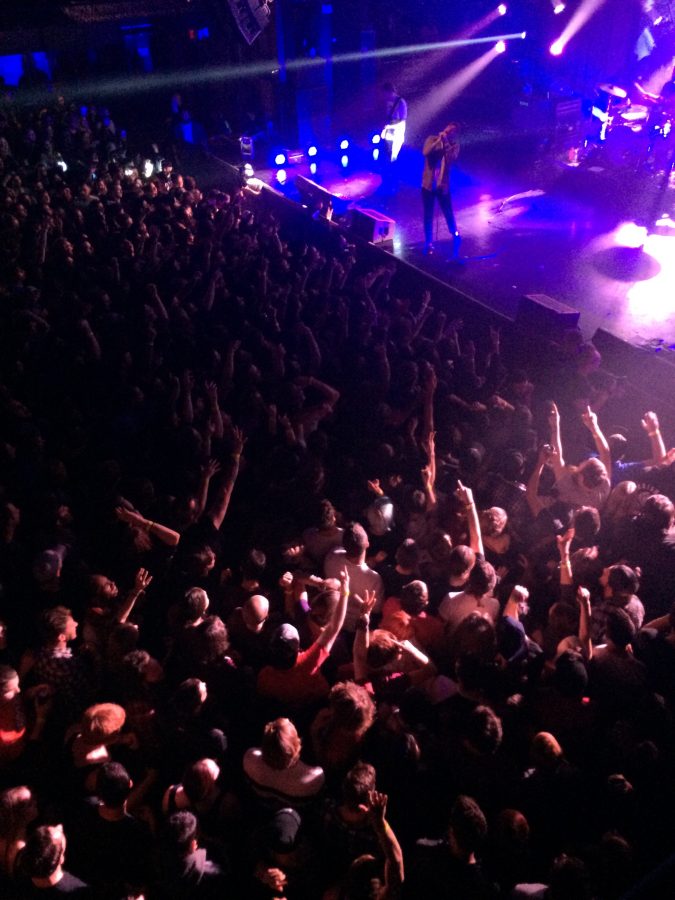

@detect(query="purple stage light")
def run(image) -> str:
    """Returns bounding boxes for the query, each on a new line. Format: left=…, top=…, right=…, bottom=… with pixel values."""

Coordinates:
left=550, top=39, right=564, bottom=55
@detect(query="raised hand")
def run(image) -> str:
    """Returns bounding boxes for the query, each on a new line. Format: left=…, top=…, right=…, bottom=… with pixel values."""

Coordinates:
left=548, top=402, right=560, bottom=428
left=641, top=411, right=660, bottom=433
left=581, top=405, right=598, bottom=432
left=133, top=568, right=153, bottom=593
left=454, top=479, right=474, bottom=508
left=367, top=790, right=388, bottom=828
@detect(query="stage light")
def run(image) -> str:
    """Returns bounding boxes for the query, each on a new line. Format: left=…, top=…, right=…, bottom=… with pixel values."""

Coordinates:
left=310, top=162, right=317, bottom=174
left=276, top=169, right=287, bottom=184
left=371, top=133, right=381, bottom=144
left=308, top=145, right=318, bottom=157
left=615, top=222, right=648, bottom=249
left=274, top=152, right=287, bottom=166
left=339, top=139, right=350, bottom=150
left=373, top=148, right=380, bottom=160
left=550, top=39, right=564, bottom=55
left=341, top=154, right=349, bottom=167
left=495, top=40, right=506, bottom=53
left=498, top=4, right=507, bottom=14
left=553, top=2, right=566, bottom=13
left=243, top=162, right=254, bottom=178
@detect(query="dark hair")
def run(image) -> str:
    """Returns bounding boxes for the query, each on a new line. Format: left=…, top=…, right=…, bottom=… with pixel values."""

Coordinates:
left=395, top=538, right=419, bottom=570
left=20, top=825, right=64, bottom=879
left=195, top=615, right=230, bottom=666
left=548, top=854, right=592, bottom=900
left=573, top=506, right=601, bottom=546
left=96, top=761, right=132, bottom=807
left=165, top=811, right=198, bottom=855
left=606, top=608, right=635, bottom=649
left=173, top=678, right=204, bottom=718
left=39, top=605, right=72, bottom=642
left=466, top=559, right=497, bottom=597
left=343, top=522, right=368, bottom=557
left=607, top=564, right=639, bottom=600
left=366, top=630, right=400, bottom=670
left=183, top=759, right=219, bottom=803
left=181, top=587, right=209, bottom=623
left=641, top=494, right=674, bottom=531
left=448, top=545, right=475, bottom=578
left=463, top=705, right=503, bottom=756
left=400, top=580, right=428, bottom=616
left=327, top=681, right=375, bottom=731
left=449, top=795, right=487, bottom=854
left=571, top=547, right=602, bottom=588
left=241, top=548, right=266, bottom=581
left=317, top=499, right=337, bottom=528
left=308, top=588, right=339, bottom=627
left=341, top=762, right=376, bottom=808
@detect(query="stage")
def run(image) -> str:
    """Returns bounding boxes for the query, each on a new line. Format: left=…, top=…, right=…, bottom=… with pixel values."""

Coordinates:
left=251, top=131, right=675, bottom=356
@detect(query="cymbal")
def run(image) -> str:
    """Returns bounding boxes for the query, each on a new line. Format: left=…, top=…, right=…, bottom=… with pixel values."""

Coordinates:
left=598, top=83, right=628, bottom=98
left=620, top=105, right=650, bottom=122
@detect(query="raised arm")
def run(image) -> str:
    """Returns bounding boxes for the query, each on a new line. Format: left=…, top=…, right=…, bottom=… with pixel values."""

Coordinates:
left=353, top=590, right=377, bottom=682
left=420, top=431, right=437, bottom=511
left=368, top=791, right=404, bottom=899
left=548, top=402, right=565, bottom=475
left=317, top=569, right=350, bottom=652
left=455, top=480, right=484, bottom=557
left=526, top=444, right=556, bottom=517
left=576, top=585, right=592, bottom=660
left=581, top=406, right=611, bottom=475
left=117, top=568, right=153, bottom=624
left=641, top=411, right=667, bottom=464
left=207, top=428, right=244, bottom=531
left=115, top=506, right=181, bottom=548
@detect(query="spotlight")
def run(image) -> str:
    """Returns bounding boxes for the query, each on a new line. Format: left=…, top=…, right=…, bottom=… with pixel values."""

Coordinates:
left=373, top=148, right=380, bottom=161
left=550, top=39, right=564, bottom=55
left=553, top=2, right=565, bottom=12
left=308, top=145, right=318, bottom=157
left=495, top=40, right=506, bottom=53
left=371, top=133, right=381, bottom=144
left=243, top=163, right=254, bottom=178
left=310, top=162, right=317, bottom=174
left=274, top=152, right=287, bottom=166
left=498, top=4, right=507, bottom=14
left=276, top=169, right=287, bottom=184
left=340, top=154, right=349, bottom=167
left=339, top=139, right=350, bottom=150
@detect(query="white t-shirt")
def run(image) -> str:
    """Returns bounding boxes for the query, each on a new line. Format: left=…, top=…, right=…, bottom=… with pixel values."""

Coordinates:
left=438, top=590, right=500, bottom=636
left=324, top=549, right=384, bottom=631
left=243, top=748, right=324, bottom=806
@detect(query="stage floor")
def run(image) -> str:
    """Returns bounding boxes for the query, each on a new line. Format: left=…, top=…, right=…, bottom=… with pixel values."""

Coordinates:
left=261, top=140, right=675, bottom=355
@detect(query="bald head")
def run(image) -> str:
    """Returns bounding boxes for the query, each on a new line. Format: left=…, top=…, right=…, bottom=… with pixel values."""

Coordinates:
left=243, top=594, right=269, bottom=633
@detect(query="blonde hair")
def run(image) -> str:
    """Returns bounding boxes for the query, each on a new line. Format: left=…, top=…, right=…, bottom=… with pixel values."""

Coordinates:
left=81, top=703, right=126, bottom=743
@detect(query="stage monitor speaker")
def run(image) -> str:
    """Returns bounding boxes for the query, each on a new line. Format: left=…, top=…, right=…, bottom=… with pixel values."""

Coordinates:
left=516, top=293, right=580, bottom=333
left=294, top=174, right=349, bottom=216
left=350, top=208, right=396, bottom=245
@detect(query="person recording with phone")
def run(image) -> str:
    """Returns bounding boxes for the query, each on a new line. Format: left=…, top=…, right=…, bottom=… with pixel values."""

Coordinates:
left=421, top=122, right=461, bottom=257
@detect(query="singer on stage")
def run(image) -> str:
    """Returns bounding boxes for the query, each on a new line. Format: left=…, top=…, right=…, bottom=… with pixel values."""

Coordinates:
left=421, top=122, right=461, bottom=257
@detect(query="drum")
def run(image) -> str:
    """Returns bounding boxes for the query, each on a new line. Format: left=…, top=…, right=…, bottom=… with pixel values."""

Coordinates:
left=603, top=122, right=650, bottom=168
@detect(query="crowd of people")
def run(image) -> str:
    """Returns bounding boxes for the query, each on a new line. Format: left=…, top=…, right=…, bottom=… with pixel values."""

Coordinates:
left=2, top=89, right=675, bottom=899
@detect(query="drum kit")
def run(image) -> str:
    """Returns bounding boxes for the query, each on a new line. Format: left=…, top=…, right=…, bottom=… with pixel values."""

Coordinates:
left=593, top=81, right=674, bottom=171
